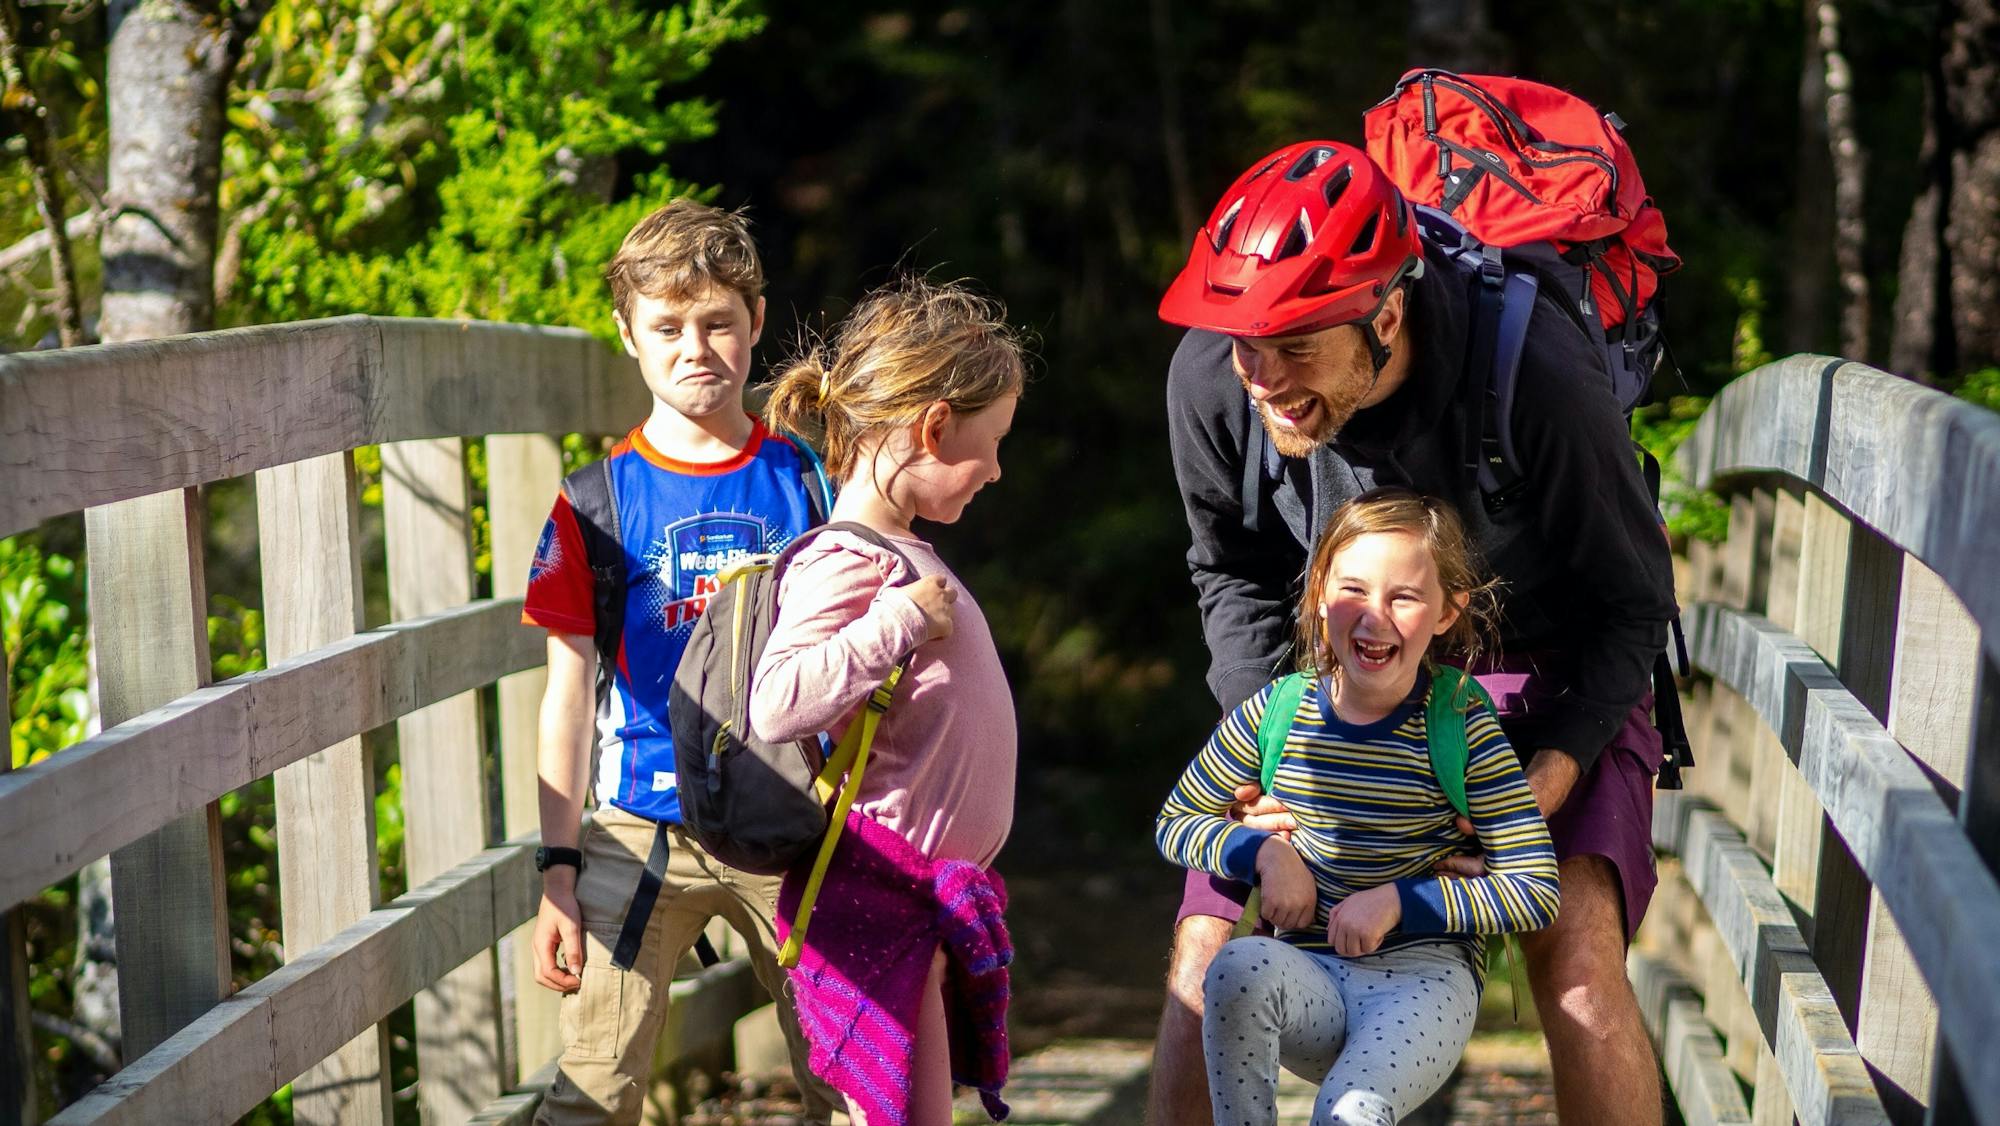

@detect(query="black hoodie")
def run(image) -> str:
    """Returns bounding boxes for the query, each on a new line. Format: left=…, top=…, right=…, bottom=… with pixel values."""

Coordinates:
left=1164, top=240, right=1678, bottom=775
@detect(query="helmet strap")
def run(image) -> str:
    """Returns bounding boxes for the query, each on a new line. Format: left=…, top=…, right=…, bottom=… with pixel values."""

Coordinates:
left=1360, top=321, right=1391, bottom=377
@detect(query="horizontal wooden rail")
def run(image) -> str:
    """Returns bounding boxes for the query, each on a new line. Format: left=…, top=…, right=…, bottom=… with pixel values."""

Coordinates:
left=0, top=598, right=541, bottom=910
left=50, top=839, right=539, bottom=1125
left=0, top=316, right=645, bottom=537
left=1688, top=601, right=2000, bottom=1122
left=1629, top=949, right=1753, bottom=1126
left=1651, top=796, right=1886, bottom=1124
left=1677, top=354, right=2000, bottom=667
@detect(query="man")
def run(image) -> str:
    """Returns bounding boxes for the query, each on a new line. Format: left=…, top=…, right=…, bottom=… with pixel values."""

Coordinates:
left=1150, top=140, right=1677, bottom=1125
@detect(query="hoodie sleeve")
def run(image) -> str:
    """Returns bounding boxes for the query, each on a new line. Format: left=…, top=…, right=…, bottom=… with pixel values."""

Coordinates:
left=1506, top=298, right=1679, bottom=772
left=1166, top=329, right=1310, bottom=712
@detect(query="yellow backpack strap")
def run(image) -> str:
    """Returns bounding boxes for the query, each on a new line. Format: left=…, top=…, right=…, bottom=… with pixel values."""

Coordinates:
left=778, top=663, right=905, bottom=968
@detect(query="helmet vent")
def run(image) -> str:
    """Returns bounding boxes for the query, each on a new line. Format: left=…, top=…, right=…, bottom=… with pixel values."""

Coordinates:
left=1212, top=198, right=1245, bottom=251
left=1349, top=213, right=1380, bottom=256
left=1321, top=165, right=1353, bottom=209
left=1277, top=216, right=1311, bottom=261
left=1285, top=146, right=1336, bottom=181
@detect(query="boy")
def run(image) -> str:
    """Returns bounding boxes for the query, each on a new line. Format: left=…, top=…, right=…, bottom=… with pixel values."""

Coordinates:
left=525, top=199, right=836, bottom=1125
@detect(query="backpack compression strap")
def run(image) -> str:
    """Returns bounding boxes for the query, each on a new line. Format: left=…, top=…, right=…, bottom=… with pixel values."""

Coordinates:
left=1254, top=669, right=1485, bottom=819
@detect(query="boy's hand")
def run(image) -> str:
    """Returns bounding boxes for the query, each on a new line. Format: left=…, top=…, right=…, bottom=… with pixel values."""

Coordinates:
left=1254, top=835, right=1317, bottom=931
left=533, top=874, right=586, bottom=994
left=906, top=574, right=957, bottom=642
left=1230, top=782, right=1298, bottom=835
left=1326, top=883, right=1402, bottom=956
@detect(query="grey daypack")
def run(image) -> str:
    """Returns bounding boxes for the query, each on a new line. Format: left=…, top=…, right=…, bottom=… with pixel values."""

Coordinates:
left=669, top=521, right=914, bottom=876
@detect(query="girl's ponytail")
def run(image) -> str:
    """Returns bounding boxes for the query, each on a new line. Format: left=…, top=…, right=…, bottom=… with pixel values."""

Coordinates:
left=762, top=277, right=1027, bottom=482
left=763, top=346, right=833, bottom=461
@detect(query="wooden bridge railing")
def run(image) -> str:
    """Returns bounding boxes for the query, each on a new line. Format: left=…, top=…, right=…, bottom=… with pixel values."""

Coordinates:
left=1636, top=354, right=2000, bottom=1126
left=0, top=317, right=762, bottom=1124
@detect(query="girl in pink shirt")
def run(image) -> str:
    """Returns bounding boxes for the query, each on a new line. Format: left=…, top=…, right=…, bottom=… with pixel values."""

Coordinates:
left=751, top=277, right=1026, bottom=1126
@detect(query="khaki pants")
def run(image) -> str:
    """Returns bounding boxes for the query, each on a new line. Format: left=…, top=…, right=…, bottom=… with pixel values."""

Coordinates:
left=536, top=807, right=837, bottom=1125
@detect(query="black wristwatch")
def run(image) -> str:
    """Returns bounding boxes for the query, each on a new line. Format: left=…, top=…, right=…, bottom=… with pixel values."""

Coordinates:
left=535, top=846, right=584, bottom=874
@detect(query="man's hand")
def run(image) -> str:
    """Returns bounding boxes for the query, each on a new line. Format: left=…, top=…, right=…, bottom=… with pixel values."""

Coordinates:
left=1325, top=883, right=1402, bottom=956
left=1254, top=835, right=1317, bottom=931
left=1433, top=812, right=1486, bottom=878
left=1524, top=749, right=1581, bottom=816
left=533, top=872, right=586, bottom=994
left=1230, top=782, right=1298, bottom=834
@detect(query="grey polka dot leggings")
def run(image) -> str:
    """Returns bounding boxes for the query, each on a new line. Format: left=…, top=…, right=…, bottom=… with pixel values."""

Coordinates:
left=1202, top=935, right=1479, bottom=1126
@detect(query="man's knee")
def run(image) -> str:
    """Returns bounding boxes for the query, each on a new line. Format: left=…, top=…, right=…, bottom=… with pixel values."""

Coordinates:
left=1167, top=913, right=1234, bottom=1003
left=1521, top=856, right=1640, bottom=1026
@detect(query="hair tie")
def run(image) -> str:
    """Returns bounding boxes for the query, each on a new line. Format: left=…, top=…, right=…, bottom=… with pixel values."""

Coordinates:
left=816, top=368, right=832, bottom=406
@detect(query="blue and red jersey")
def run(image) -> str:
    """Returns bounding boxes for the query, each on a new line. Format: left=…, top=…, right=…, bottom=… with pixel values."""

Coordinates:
left=522, top=420, right=818, bottom=823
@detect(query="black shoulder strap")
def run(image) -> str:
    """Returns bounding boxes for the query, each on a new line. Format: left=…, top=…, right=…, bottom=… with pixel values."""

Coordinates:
left=1241, top=395, right=1267, bottom=534
left=1469, top=259, right=1539, bottom=511
left=562, top=457, right=625, bottom=697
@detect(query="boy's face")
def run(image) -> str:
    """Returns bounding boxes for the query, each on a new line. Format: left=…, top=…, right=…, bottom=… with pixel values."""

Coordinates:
left=615, top=285, right=766, bottom=422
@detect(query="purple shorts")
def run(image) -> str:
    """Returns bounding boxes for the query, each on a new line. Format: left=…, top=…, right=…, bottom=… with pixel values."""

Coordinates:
left=1175, top=656, right=1663, bottom=941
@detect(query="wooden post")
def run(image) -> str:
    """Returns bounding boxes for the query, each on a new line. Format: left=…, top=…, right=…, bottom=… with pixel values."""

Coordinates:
left=256, top=454, right=393, bottom=1126
left=1923, top=647, right=1999, bottom=1125
left=382, top=437, right=505, bottom=1121
left=83, top=491, right=232, bottom=1058
left=3, top=685, right=35, bottom=1125
left=1852, top=558, right=1977, bottom=1118
left=486, top=432, right=563, bottom=1081
left=1787, top=493, right=1900, bottom=1026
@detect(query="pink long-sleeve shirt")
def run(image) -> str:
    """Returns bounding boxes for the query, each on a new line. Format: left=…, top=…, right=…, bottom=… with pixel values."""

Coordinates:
left=749, top=528, right=1017, bottom=867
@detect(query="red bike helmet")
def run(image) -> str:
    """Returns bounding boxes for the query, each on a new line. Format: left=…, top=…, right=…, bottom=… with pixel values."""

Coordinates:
left=1160, top=141, right=1424, bottom=344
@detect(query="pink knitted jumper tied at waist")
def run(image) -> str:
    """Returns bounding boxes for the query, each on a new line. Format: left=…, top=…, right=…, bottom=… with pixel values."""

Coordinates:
left=776, top=811, right=1013, bottom=1124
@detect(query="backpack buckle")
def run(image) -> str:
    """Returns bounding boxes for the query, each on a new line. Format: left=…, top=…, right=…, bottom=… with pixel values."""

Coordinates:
left=1478, top=243, right=1505, bottom=288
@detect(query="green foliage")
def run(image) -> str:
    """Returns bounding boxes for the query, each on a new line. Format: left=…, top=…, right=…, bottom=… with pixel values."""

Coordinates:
left=1953, top=367, right=2000, bottom=414
left=1631, top=397, right=1728, bottom=544
left=3, top=538, right=89, bottom=769
left=225, top=0, right=762, bottom=340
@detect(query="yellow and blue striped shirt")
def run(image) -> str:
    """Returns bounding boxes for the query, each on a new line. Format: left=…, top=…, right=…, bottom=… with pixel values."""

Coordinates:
left=1157, top=672, right=1560, bottom=962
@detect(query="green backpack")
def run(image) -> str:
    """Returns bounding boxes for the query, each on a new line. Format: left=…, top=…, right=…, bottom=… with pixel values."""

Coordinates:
left=1254, top=666, right=1496, bottom=818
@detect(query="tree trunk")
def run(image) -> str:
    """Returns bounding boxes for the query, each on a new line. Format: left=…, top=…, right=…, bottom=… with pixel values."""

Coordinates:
left=97, top=0, right=236, bottom=343
left=1891, top=0, right=2000, bottom=380
left=1818, top=0, right=1870, bottom=363
left=1407, top=0, right=1503, bottom=74
left=0, top=0, right=86, bottom=346
left=1786, top=1, right=1835, bottom=356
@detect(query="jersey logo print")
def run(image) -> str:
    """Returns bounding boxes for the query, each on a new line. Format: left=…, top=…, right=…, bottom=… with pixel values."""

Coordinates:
left=644, top=512, right=769, bottom=634
left=529, top=519, right=562, bottom=584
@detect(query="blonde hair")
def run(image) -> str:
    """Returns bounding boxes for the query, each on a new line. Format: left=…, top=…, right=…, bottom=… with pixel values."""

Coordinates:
left=762, top=276, right=1028, bottom=479
left=605, top=198, right=764, bottom=323
left=1296, top=487, right=1501, bottom=679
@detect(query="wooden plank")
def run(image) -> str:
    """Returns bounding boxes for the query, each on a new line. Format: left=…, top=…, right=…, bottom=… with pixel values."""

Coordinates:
left=486, top=433, right=564, bottom=1082
left=1753, top=1043, right=1797, bottom=1126
left=381, top=436, right=503, bottom=1121
left=1678, top=353, right=2000, bottom=671
left=49, top=842, right=538, bottom=1126
left=1687, top=604, right=2000, bottom=1125
left=1657, top=800, right=1888, bottom=1125
left=0, top=599, right=542, bottom=912
left=0, top=317, right=645, bottom=537
left=465, top=1063, right=559, bottom=1126
left=1629, top=948, right=1755, bottom=1126
left=82, top=491, right=231, bottom=1059
left=255, top=453, right=392, bottom=1126
left=1765, top=488, right=1807, bottom=633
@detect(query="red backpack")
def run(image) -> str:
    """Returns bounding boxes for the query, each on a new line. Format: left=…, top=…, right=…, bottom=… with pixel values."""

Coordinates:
left=1365, top=70, right=1681, bottom=426
left=1365, top=70, right=1694, bottom=791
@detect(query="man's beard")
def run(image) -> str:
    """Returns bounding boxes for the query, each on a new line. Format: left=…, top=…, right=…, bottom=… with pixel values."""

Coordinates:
left=1257, top=387, right=1364, bottom=457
